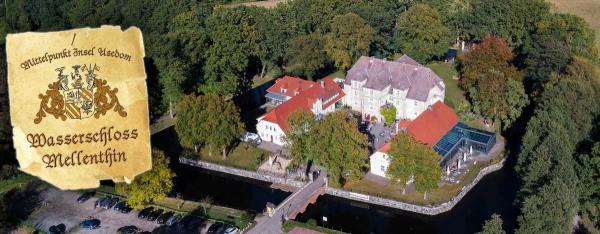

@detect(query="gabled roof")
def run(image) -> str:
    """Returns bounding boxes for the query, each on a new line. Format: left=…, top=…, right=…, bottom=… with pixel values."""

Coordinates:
left=396, top=54, right=421, bottom=66
left=406, top=101, right=458, bottom=146
left=260, top=77, right=345, bottom=132
left=345, top=55, right=444, bottom=102
left=267, top=76, right=315, bottom=97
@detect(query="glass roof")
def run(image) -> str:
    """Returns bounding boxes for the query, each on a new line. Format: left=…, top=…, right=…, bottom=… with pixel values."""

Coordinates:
left=434, top=122, right=495, bottom=157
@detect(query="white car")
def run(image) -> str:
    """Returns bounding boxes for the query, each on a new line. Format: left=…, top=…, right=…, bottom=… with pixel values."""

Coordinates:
left=224, top=226, right=239, bottom=234
left=240, top=132, right=262, bottom=144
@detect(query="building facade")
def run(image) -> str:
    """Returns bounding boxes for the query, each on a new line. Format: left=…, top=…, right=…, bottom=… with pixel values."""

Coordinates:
left=257, top=77, right=345, bottom=146
left=343, top=55, right=445, bottom=122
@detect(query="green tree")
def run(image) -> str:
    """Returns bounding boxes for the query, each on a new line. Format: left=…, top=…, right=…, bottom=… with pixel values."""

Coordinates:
left=394, top=4, right=452, bottom=64
left=478, top=214, right=505, bottom=234
left=285, top=110, right=317, bottom=166
left=289, top=111, right=368, bottom=187
left=285, top=33, right=329, bottom=80
left=379, top=104, right=397, bottom=126
left=578, top=142, right=600, bottom=214
left=387, top=133, right=441, bottom=199
left=116, top=149, right=175, bottom=209
left=325, top=13, right=375, bottom=70
left=175, top=94, right=205, bottom=151
left=464, top=0, right=550, bottom=47
left=387, top=133, right=418, bottom=188
left=201, top=6, right=260, bottom=95
left=201, top=94, right=245, bottom=158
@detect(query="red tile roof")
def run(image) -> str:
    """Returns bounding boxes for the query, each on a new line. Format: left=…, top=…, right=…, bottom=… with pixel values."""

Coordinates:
left=260, top=77, right=345, bottom=132
left=267, top=75, right=315, bottom=97
left=406, top=101, right=458, bottom=146
left=377, top=142, right=391, bottom=154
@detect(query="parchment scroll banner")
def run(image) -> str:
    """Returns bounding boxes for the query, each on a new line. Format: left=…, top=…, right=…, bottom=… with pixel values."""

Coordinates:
left=6, top=26, right=151, bottom=190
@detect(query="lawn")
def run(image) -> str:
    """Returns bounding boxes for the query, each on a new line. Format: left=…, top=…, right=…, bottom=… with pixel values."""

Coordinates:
left=426, top=62, right=464, bottom=109
left=319, top=70, right=346, bottom=81
left=283, top=220, right=348, bottom=234
left=0, top=173, right=35, bottom=195
left=548, top=0, right=600, bottom=46
left=194, top=142, right=270, bottom=171
left=344, top=160, right=489, bottom=206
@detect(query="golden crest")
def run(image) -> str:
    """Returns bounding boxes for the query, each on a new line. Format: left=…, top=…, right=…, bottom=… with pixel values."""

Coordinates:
left=34, top=64, right=127, bottom=124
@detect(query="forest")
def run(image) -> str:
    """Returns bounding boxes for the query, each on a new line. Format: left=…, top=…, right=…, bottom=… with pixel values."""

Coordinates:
left=0, top=0, right=599, bottom=233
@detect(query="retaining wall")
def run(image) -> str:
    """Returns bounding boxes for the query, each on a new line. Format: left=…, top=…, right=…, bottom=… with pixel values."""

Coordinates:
left=179, top=157, right=506, bottom=216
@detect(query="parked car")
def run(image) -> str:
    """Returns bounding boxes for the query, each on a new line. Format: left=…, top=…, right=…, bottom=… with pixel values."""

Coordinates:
left=94, top=196, right=109, bottom=209
left=102, top=197, right=119, bottom=209
left=77, top=192, right=94, bottom=203
left=224, top=226, right=239, bottom=234
left=48, top=223, right=66, bottom=234
left=79, top=219, right=100, bottom=230
left=157, top=211, right=174, bottom=224
left=240, top=132, right=262, bottom=144
left=120, top=204, right=133, bottom=213
left=165, top=214, right=182, bottom=226
left=138, top=207, right=154, bottom=219
left=207, top=222, right=225, bottom=234
left=117, top=225, right=139, bottom=234
left=114, top=201, right=131, bottom=213
left=147, top=208, right=163, bottom=221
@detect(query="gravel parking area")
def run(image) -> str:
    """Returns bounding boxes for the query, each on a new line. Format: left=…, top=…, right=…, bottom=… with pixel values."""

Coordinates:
left=26, top=187, right=161, bottom=233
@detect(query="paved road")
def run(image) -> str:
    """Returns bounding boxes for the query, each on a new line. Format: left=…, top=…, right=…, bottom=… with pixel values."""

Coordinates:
left=26, top=187, right=161, bottom=233
left=248, top=172, right=327, bottom=234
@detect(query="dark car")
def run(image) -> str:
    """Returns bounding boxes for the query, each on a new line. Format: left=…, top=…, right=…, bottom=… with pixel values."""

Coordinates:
left=165, top=214, right=182, bottom=226
left=120, top=204, right=133, bottom=213
left=207, top=222, right=225, bottom=234
left=117, top=225, right=139, bottom=234
left=79, top=219, right=100, bottom=230
left=138, top=207, right=154, bottom=219
left=147, top=208, right=163, bottom=221
left=48, top=223, right=66, bottom=234
left=103, top=197, right=119, bottom=209
left=94, top=196, right=108, bottom=209
left=77, top=192, right=94, bottom=203
left=157, top=211, right=174, bottom=224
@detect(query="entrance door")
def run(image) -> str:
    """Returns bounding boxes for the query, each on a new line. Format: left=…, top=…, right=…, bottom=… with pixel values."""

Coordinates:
left=270, top=135, right=273, bottom=142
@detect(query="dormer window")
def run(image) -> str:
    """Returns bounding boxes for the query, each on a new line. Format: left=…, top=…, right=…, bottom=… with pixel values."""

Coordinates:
left=281, top=88, right=286, bottom=93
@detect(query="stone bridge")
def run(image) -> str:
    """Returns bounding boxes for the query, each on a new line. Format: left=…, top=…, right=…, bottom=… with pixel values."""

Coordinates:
left=247, top=171, right=327, bottom=234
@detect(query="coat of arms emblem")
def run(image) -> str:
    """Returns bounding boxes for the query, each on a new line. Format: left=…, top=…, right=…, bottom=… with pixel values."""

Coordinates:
left=34, top=64, right=127, bottom=124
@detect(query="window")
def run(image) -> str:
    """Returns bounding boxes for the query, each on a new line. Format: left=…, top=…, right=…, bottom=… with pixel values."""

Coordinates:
left=369, top=90, right=373, bottom=95
left=381, top=165, right=386, bottom=172
left=414, top=101, right=418, bottom=106
left=354, top=90, right=358, bottom=95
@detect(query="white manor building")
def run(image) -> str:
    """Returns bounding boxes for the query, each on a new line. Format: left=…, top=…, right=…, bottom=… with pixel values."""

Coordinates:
left=343, top=55, right=445, bottom=122
left=256, top=76, right=345, bottom=146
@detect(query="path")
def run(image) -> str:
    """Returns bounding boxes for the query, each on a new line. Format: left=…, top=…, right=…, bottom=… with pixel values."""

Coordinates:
left=248, top=172, right=327, bottom=234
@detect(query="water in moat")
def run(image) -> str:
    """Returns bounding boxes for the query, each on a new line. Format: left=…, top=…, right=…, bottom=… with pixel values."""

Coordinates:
left=153, top=127, right=520, bottom=234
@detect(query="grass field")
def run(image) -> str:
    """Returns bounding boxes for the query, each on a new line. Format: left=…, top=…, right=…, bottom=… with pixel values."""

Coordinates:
left=0, top=174, right=35, bottom=195
left=548, top=0, right=600, bottom=45
left=193, top=143, right=269, bottom=171
left=283, top=220, right=348, bottom=234
left=344, top=160, right=489, bottom=206
left=426, top=62, right=464, bottom=109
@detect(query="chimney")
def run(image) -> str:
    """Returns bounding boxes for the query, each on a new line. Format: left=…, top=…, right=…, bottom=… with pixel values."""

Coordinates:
left=320, top=81, right=324, bottom=88
left=427, top=105, right=433, bottom=111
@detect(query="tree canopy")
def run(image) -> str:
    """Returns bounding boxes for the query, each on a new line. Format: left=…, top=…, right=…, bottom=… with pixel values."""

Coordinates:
left=286, top=111, right=368, bottom=187
left=116, top=149, right=175, bottom=209
left=477, top=214, right=505, bottom=234
left=325, top=13, right=375, bottom=70
left=394, top=4, right=452, bottom=64
left=285, top=33, right=329, bottom=80
left=387, top=133, right=442, bottom=198
left=379, top=104, right=397, bottom=126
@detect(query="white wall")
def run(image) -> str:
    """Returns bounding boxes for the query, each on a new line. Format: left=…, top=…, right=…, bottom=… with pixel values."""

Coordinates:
left=256, top=119, right=286, bottom=146
left=369, top=151, right=391, bottom=178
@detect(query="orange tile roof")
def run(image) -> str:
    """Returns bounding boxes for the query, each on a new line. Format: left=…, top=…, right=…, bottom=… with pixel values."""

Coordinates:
left=267, top=75, right=315, bottom=97
left=377, top=142, right=392, bottom=154
left=260, top=77, right=345, bottom=132
left=406, top=101, right=458, bottom=146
